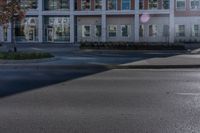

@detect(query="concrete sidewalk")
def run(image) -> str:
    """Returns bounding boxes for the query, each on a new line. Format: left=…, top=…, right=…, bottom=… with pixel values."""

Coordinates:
left=120, top=54, right=200, bottom=69
left=0, top=44, right=200, bottom=69
left=1, top=54, right=200, bottom=69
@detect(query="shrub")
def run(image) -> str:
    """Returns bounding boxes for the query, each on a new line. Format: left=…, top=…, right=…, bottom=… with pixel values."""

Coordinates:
left=80, top=42, right=186, bottom=50
left=0, top=52, right=54, bottom=60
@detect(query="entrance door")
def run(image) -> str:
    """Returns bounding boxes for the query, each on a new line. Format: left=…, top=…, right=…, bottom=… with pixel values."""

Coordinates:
left=47, top=28, right=54, bottom=42
left=28, top=27, right=35, bottom=42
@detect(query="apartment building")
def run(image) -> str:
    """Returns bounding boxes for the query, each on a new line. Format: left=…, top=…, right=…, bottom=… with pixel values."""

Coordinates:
left=0, top=0, right=199, bottom=44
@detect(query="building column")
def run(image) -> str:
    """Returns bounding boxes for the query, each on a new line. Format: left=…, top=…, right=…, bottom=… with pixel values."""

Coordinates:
left=101, top=0, right=106, bottom=42
left=134, top=0, right=139, bottom=42
left=38, top=0, right=43, bottom=43
left=70, top=0, right=75, bottom=43
left=169, top=0, right=175, bottom=43
left=101, top=14, right=106, bottom=42
left=7, top=23, right=11, bottom=43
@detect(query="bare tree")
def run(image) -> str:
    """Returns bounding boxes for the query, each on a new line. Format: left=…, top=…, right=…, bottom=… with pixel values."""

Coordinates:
left=0, top=0, right=25, bottom=52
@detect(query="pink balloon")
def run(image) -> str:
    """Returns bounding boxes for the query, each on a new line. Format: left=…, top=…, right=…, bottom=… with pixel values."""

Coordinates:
left=140, top=14, right=150, bottom=23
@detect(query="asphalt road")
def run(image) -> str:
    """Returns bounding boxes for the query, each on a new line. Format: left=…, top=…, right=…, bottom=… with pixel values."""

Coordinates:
left=0, top=69, right=200, bottom=133
left=0, top=68, right=108, bottom=97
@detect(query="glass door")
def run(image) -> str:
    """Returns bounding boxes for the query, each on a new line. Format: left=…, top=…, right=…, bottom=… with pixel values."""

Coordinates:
left=47, top=28, right=54, bottom=42
left=28, top=27, right=35, bottom=42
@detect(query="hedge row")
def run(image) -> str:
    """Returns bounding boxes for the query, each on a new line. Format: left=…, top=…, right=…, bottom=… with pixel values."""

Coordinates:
left=0, top=52, right=54, bottom=60
left=80, top=42, right=186, bottom=50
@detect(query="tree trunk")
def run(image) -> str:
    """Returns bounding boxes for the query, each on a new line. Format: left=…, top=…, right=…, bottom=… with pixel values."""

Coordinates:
left=11, top=17, right=17, bottom=52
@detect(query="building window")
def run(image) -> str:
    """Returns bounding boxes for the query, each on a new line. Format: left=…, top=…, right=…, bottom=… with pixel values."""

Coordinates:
left=44, top=0, right=70, bottom=10
left=107, top=0, right=117, bottom=10
left=95, top=0, right=102, bottom=10
left=44, top=17, right=70, bottom=42
left=139, top=25, right=144, bottom=37
left=163, top=25, right=169, bottom=37
left=191, top=0, right=200, bottom=9
left=121, top=25, right=130, bottom=37
left=176, top=25, right=185, bottom=37
left=15, top=17, right=38, bottom=42
left=108, top=25, right=117, bottom=37
left=122, top=0, right=131, bottom=10
left=81, top=0, right=91, bottom=10
left=139, top=0, right=144, bottom=9
left=191, top=25, right=199, bottom=37
left=176, top=0, right=186, bottom=10
left=82, top=25, right=90, bottom=37
left=95, top=25, right=102, bottom=37
left=149, top=25, right=157, bottom=37
left=149, top=0, right=158, bottom=9
left=20, top=0, right=37, bottom=9
left=163, top=0, right=169, bottom=9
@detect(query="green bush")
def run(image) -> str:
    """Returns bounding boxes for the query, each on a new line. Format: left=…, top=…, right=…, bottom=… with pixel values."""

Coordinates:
left=80, top=42, right=186, bottom=50
left=0, top=52, right=54, bottom=60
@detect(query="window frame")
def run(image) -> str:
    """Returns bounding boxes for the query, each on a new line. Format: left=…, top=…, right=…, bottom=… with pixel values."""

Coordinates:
left=44, top=0, right=70, bottom=11
left=176, top=24, right=185, bottom=37
left=163, top=24, right=169, bottom=37
left=190, top=0, right=200, bottom=10
left=121, top=25, right=131, bottom=37
left=139, top=24, right=144, bottom=37
left=163, top=0, right=169, bottom=9
left=107, top=0, right=118, bottom=10
left=148, top=24, right=157, bottom=37
left=19, top=0, right=38, bottom=10
left=191, top=24, right=199, bottom=37
left=95, top=25, right=102, bottom=37
left=81, top=0, right=91, bottom=10
left=139, top=0, right=145, bottom=10
left=108, top=25, right=117, bottom=37
left=82, top=25, right=91, bottom=37
left=95, top=0, right=102, bottom=10
left=176, top=0, right=186, bottom=10
left=148, top=0, right=158, bottom=10
left=121, top=0, right=131, bottom=10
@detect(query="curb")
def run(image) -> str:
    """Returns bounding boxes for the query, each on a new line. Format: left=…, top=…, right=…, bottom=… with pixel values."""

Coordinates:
left=115, top=65, right=200, bottom=69
left=0, top=57, right=59, bottom=64
left=0, top=64, right=200, bottom=70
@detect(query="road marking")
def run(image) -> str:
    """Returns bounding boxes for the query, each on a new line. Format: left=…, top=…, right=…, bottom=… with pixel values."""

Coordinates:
left=176, top=93, right=200, bottom=96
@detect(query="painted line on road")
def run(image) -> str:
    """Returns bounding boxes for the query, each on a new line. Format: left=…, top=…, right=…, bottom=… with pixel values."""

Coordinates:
left=176, top=93, right=200, bottom=96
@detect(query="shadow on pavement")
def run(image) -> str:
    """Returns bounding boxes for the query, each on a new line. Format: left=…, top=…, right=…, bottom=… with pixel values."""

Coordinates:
left=0, top=49, right=185, bottom=98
